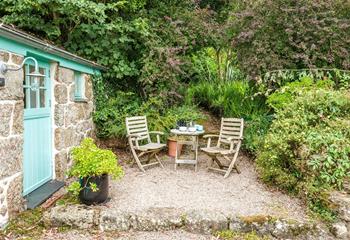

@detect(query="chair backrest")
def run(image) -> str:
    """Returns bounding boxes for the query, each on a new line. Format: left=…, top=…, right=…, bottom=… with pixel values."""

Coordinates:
left=218, top=118, right=244, bottom=146
left=125, top=116, right=150, bottom=143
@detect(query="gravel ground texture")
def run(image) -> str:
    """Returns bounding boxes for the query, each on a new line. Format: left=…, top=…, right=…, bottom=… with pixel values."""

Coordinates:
left=40, top=229, right=214, bottom=240
left=107, top=151, right=309, bottom=222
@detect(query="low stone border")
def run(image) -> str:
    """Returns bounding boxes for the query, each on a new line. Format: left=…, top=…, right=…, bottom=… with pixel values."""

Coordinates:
left=43, top=205, right=332, bottom=239
left=329, top=190, right=350, bottom=239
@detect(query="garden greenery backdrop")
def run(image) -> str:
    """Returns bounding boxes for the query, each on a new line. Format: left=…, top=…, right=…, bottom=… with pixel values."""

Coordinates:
left=1, top=0, right=350, bottom=221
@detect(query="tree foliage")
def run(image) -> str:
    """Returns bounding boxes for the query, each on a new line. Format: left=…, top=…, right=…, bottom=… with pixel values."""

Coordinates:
left=0, top=0, right=228, bottom=98
left=232, top=0, right=350, bottom=78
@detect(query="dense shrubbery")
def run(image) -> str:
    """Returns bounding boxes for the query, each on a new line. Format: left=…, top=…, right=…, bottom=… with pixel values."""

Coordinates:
left=232, top=0, right=350, bottom=78
left=257, top=80, right=350, bottom=220
left=93, top=75, right=205, bottom=139
left=186, top=80, right=271, bottom=154
left=94, top=94, right=204, bottom=139
left=0, top=0, right=229, bottom=97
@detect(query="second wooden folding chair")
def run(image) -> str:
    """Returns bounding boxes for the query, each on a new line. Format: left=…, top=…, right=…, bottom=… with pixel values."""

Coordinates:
left=201, top=118, right=244, bottom=178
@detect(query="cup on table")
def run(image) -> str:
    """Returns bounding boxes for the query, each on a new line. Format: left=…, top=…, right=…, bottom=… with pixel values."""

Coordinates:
left=195, top=125, right=203, bottom=131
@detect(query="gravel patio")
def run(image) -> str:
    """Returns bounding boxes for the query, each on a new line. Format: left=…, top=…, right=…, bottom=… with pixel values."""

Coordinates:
left=107, top=151, right=308, bottom=222
left=41, top=150, right=336, bottom=239
left=41, top=151, right=334, bottom=239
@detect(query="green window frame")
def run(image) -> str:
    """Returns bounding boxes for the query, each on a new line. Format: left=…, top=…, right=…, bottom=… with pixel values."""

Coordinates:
left=74, top=71, right=85, bottom=101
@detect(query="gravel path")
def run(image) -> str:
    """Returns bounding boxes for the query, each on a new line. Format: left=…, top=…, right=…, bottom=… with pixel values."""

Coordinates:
left=107, top=152, right=308, bottom=222
left=40, top=229, right=214, bottom=240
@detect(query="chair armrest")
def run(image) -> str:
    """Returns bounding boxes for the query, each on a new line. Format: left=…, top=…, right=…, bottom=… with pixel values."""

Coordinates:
left=127, top=133, right=142, bottom=148
left=227, top=137, right=243, bottom=152
left=203, top=134, right=219, bottom=139
left=149, top=131, right=164, bottom=143
left=203, top=134, right=219, bottom=148
left=149, top=131, right=165, bottom=135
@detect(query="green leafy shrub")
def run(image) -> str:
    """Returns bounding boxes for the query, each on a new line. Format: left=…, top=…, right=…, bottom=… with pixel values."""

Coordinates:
left=267, top=76, right=334, bottom=111
left=67, top=138, right=124, bottom=196
left=262, top=69, right=350, bottom=93
left=257, top=88, right=350, bottom=220
left=187, top=80, right=271, bottom=154
left=93, top=75, right=205, bottom=139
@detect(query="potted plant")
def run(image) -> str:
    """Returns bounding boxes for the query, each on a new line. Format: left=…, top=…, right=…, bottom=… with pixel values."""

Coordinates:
left=167, top=135, right=184, bottom=157
left=67, top=138, right=124, bottom=205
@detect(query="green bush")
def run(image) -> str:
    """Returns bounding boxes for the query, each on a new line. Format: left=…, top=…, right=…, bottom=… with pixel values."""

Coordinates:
left=267, top=76, right=334, bottom=111
left=93, top=76, right=205, bottom=139
left=67, top=138, right=124, bottom=196
left=187, top=80, right=271, bottom=154
left=257, top=88, right=350, bottom=220
left=262, top=69, right=350, bottom=94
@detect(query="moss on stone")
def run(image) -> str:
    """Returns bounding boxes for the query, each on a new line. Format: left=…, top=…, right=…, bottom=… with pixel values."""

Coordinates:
left=239, top=215, right=271, bottom=224
left=55, top=193, right=80, bottom=206
left=0, top=208, right=45, bottom=239
left=215, top=230, right=270, bottom=240
left=180, top=213, right=187, bottom=225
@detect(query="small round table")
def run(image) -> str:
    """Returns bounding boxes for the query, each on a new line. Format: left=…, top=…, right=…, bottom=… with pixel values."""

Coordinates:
left=170, top=129, right=205, bottom=171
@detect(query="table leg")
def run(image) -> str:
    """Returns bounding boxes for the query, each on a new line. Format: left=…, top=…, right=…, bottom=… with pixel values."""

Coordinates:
left=174, top=135, right=178, bottom=170
left=195, top=136, right=198, bottom=171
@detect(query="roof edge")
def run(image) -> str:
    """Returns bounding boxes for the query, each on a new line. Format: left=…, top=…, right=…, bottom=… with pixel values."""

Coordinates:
left=0, top=23, right=107, bottom=71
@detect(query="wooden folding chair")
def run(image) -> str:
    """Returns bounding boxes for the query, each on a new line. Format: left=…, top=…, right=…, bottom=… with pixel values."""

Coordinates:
left=201, top=118, right=244, bottom=178
left=126, top=116, right=165, bottom=172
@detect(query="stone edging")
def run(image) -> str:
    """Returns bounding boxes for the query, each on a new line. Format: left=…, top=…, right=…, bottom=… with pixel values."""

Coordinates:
left=44, top=205, right=331, bottom=239
left=329, top=190, right=350, bottom=239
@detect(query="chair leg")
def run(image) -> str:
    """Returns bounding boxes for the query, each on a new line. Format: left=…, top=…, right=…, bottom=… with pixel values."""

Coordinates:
left=146, top=153, right=151, bottom=164
left=130, top=147, right=145, bottom=172
left=223, top=152, right=239, bottom=178
left=154, top=153, right=164, bottom=168
left=234, top=163, right=241, bottom=174
left=208, top=157, right=214, bottom=169
left=213, top=156, right=224, bottom=169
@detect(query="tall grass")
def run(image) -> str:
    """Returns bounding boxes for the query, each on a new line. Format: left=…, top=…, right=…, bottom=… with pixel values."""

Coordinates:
left=187, top=80, right=272, bottom=154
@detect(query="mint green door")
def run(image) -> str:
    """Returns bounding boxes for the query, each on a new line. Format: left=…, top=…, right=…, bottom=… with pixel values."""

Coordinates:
left=23, top=61, right=52, bottom=196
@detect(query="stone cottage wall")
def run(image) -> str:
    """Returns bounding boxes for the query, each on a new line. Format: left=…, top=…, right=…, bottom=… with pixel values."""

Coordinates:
left=0, top=50, right=25, bottom=227
left=0, top=50, right=95, bottom=228
left=53, top=66, right=94, bottom=180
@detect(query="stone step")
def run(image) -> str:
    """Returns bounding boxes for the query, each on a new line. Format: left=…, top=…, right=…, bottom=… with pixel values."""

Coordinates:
left=43, top=205, right=332, bottom=239
left=329, top=191, right=350, bottom=222
left=343, top=181, right=350, bottom=194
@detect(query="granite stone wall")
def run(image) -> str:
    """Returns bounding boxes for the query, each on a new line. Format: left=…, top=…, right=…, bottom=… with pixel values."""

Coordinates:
left=53, top=66, right=95, bottom=180
left=0, top=50, right=25, bottom=227
left=0, top=50, right=95, bottom=227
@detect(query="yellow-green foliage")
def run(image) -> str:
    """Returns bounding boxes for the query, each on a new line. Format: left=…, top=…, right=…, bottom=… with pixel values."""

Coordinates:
left=67, top=138, right=124, bottom=196
left=216, top=230, right=270, bottom=240
left=69, top=138, right=124, bottom=179
left=266, top=77, right=334, bottom=111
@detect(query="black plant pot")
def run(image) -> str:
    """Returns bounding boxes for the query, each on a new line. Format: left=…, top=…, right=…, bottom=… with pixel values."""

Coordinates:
left=79, top=174, right=109, bottom=205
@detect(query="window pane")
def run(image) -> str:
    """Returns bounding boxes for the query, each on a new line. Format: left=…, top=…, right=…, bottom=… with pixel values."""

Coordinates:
left=40, top=89, right=46, bottom=108
left=23, top=88, right=27, bottom=108
left=23, top=67, right=26, bottom=85
left=30, top=89, right=37, bottom=108
left=74, top=72, right=82, bottom=98
left=39, top=68, right=45, bottom=86
left=29, top=65, right=35, bottom=74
